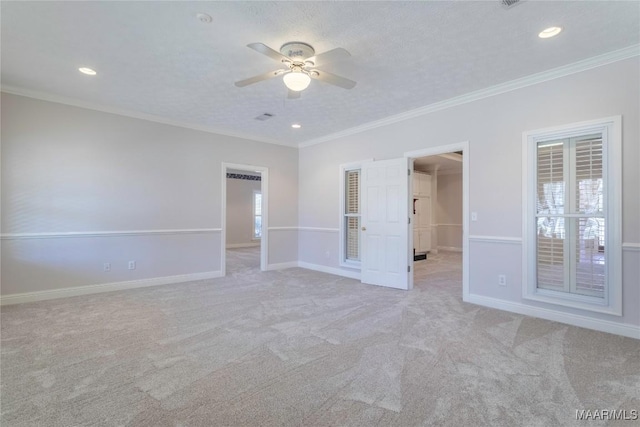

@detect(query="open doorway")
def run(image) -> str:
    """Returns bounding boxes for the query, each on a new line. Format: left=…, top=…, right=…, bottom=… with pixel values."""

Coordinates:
left=405, top=143, right=469, bottom=297
left=221, top=163, right=269, bottom=276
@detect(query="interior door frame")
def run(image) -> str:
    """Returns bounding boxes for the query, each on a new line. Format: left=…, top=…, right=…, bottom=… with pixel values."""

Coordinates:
left=221, top=162, right=269, bottom=276
left=404, top=141, right=469, bottom=298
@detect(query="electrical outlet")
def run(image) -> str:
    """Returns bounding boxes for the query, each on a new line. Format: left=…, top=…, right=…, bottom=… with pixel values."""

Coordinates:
left=128, top=261, right=136, bottom=270
left=103, top=262, right=111, bottom=272
left=471, top=212, right=478, bottom=221
left=498, top=274, right=506, bottom=286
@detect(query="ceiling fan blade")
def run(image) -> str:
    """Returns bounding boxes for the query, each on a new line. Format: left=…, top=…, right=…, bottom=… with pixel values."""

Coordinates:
left=307, top=48, right=350, bottom=66
left=287, top=89, right=301, bottom=99
left=234, top=69, right=284, bottom=87
left=309, top=69, right=357, bottom=89
left=247, top=43, right=290, bottom=63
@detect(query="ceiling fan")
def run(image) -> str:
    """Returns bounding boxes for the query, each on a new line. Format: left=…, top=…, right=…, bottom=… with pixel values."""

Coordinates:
left=234, top=42, right=356, bottom=99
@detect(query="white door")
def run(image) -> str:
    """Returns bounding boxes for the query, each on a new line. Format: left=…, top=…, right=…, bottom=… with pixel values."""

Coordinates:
left=360, top=158, right=411, bottom=290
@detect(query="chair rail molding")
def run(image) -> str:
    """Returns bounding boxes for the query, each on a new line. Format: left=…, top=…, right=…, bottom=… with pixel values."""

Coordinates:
left=1, top=228, right=222, bottom=240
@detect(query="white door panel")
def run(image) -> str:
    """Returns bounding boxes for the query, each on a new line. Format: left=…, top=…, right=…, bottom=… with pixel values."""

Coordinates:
left=361, top=158, right=410, bottom=290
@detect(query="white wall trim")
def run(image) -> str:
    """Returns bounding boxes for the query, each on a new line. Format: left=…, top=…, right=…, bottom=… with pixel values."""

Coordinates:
left=522, top=116, right=623, bottom=316
left=622, top=243, right=640, bottom=252
left=0, top=270, right=223, bottom=306
left=464, top=293, right=639, bottom=340
left=404, top=143, right=471, bottom=160
left=468, top=235, right=523, bottom=244
left=0, top=86, right=292, bottom=148
left=265, top=261, right=299, bottom=271
left=299, top=227, right=340, bottom=232
left=4, top=46, right=638, bottom=151
left=226, top=243, right=260, bottom=249
left=0, top=228, right=222, bottom=240
left=405, top=141, right=469, bottom=297
left=299, top=45, right=639, bottom=148
left=267, top=226, right=299, bottom=231
left=298, top=261, right=361, bottom=280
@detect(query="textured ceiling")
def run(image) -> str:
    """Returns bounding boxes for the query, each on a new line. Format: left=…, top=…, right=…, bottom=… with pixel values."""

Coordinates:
left=1, top=1, right=638, bottom=147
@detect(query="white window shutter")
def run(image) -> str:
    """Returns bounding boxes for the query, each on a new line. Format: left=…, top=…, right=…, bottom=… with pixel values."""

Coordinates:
left=345, top=169, right=361, bottom=261
left=536, top=140, right=566, bottom=292
left=574, top=136, right=605, bottom=298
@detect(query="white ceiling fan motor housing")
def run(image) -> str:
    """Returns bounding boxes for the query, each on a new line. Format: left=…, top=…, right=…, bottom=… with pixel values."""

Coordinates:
left=280, top=42, right=315, bottom=62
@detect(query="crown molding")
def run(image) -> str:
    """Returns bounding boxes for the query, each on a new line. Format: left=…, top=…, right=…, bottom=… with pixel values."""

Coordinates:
left=298, top=44, right=640, bottom=148
left=0, top=85, right=295, bottom=148
left=3, top=45, right=637, bottom=151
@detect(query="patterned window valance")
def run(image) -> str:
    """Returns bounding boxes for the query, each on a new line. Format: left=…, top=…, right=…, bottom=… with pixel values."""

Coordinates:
left=227, top=173, right=261, bottom=181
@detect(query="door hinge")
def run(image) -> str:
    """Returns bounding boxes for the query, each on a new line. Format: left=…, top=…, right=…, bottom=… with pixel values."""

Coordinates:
left=408, top=169, right=411, bottom=176
left=408, top=217, right=411, bottom=224
left=408, top=265, right=411, bottom=272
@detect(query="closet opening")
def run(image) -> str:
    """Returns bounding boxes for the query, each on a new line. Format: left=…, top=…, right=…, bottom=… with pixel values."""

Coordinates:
left=221, top=163, right=269, bottom=276
left=406, top=145, right=467, bottom=296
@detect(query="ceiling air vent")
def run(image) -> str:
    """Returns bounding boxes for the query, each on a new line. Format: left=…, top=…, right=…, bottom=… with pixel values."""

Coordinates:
left=501, top=0, right=523, bottom=9
left=254, top=113, right=274, bottom=121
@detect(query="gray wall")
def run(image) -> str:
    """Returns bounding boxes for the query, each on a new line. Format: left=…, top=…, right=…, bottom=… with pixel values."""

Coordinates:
left=1, top=58, right=638, bottom=334
left=226, top=177, right=261, bottom=247
left=1, top=93, right=298, bottom=295
left=436, top=172, right=463, bottom=250
left=298, top=57, right=640, bottom=329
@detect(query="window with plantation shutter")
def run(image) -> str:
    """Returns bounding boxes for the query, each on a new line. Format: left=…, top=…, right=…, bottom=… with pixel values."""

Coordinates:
left=524, top=117, right=621, bottom=315
left=536, top=140, right=566, bottom=291
left=339, top=163, right=364, bottom=267
left=345, top=169, right=361, bottom=261
left=535, top=135, right=604, bottom=298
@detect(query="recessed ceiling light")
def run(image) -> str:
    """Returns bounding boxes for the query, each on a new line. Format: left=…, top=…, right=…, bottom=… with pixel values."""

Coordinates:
left=291, top=124, right=301, bottom=129
left=197, top=13, right=212, bottom=23
left=78, top=67, right=97, bottom=75
left=538, top=27, right=562, bottom=39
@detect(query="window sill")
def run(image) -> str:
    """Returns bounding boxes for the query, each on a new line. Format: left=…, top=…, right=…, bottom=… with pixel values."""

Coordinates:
left=339, top=260, right=361, bottom=270
left=523, top=289, right=621, bottom=316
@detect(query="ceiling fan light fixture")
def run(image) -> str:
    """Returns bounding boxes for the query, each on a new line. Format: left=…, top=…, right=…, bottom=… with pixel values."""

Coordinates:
left=283, top=72, right=311, bottom=91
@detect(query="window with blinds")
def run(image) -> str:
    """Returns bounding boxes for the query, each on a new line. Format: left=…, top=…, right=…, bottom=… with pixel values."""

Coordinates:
left=535, top=134, right=605, bottom=299
left=344, top=169, right=361, bottom=262
left=524, top=116, right=621, bottom=315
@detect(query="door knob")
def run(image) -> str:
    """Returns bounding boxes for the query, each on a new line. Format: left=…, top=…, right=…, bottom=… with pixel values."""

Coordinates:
left=361, top=226, right=366, bottom=231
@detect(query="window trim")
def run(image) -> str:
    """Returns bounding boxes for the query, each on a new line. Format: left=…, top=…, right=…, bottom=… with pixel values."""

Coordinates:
left=522, top=116, right=622, bottom=315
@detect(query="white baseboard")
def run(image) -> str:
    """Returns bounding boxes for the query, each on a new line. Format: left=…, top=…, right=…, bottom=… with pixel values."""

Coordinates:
left=464, top=293, right=640, bottom=339
left=265, top=261, right=298, bottom=271
left=226, top=243, right=260, bottom=249
left=438, top=246, right=463, bottom=252
left=298, top=261, right=361, bottom=280
left=267, top=260, right=362, bottom=279
left=0, top=270, right=223, bottom=306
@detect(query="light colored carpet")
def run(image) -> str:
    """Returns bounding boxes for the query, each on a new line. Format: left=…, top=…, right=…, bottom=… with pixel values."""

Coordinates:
left=1, top=248, right=638, bottom=426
